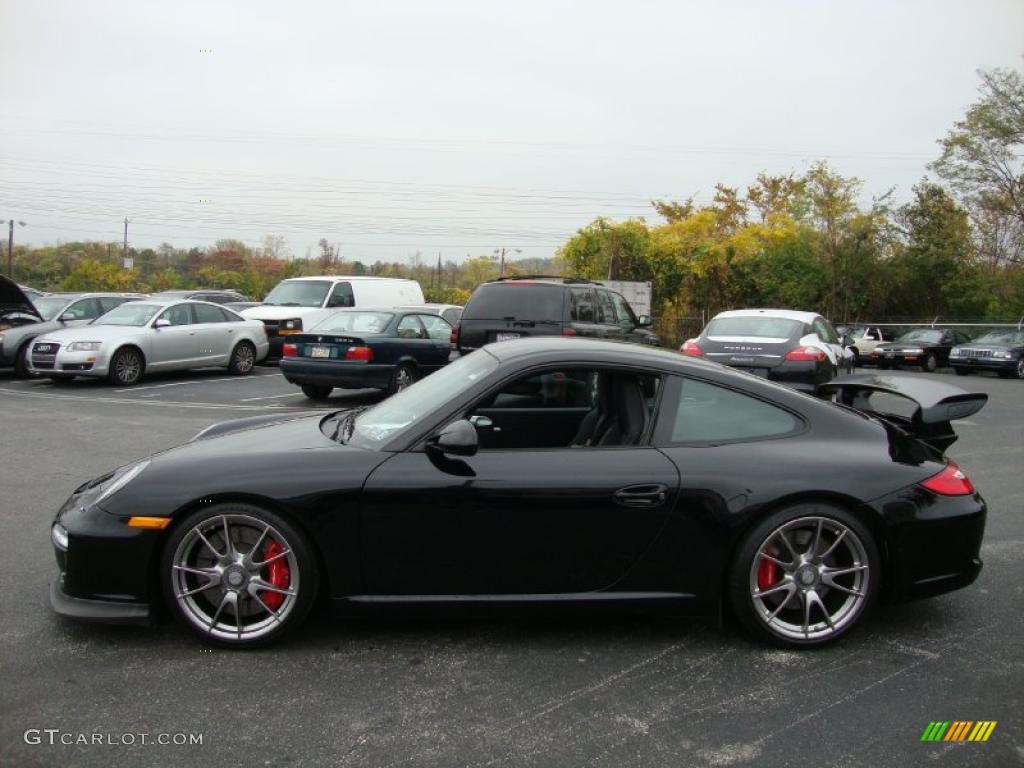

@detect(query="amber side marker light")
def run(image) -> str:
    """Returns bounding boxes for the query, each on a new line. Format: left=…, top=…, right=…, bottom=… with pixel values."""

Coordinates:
left=127, top=516, right=172, bottom=530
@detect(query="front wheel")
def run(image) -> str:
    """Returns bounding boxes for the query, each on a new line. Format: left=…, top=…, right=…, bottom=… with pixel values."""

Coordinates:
left=387, top=363, right=417, bottom=395
left=728, top=504, right=879, bottom=648
left=1015, top=357, right=1024, bottom=380
left=228, top=341, right=256, bottom=375
left=922, top=353, right=938, bottom=373
left=14, top=342, right=33, bottom=378
left=161, top=504, right=319, bottom=648
left=108, top=347, right=144, bottom=386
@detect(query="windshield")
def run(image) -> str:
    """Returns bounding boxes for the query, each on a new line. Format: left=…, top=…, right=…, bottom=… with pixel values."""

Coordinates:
left=32, top=296, right=73, bottom=321
left=96, top=303, right=161, bottom=327
left=971, top=330, right=1024, bottom=345
left=345, top=350, right=499, bottom=448
left=263, top=280, right=331, bottom=307
left=897, top=329, right=943, bottom=344
left=313, top=312, right=393, bottom=334
left=706, top=316, right=803, bottom=339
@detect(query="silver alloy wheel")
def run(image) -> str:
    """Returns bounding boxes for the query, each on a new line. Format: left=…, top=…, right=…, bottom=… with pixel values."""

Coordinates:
left=115, top=350, right=142, bottom=384
left=395, top=366, right=413, bottom=391
left=748, top=516, right=870, bottom=642
left=233, top=343, right=255, bottom=373
left=170, top=513, right=300, bottom=642
left=924, top=353, right=937, bottom=372
left=1017, top=357, right=1024, bottom=379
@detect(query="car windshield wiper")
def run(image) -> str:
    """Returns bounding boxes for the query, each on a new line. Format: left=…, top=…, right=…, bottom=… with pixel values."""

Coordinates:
left=328, top=406, right=371, bottom=444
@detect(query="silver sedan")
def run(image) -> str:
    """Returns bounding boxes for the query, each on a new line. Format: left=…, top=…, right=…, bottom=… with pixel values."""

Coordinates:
left=28, top=300, right=270, bottom=385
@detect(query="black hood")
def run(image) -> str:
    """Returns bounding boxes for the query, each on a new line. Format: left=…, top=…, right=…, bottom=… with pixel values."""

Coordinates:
left=0, top=275, right=42, bottom=321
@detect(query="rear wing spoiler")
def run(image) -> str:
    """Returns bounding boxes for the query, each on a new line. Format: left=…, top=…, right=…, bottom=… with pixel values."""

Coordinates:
left=818, top=374, right=987, bottom=452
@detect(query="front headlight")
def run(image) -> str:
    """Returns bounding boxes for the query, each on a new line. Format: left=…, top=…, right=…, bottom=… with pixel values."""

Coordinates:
left=93, top=460, right=151, bottom=506
left=995, top=351, right=1013, bottom=359
left=950, top=348, right=962, bottom=357
left=68, top=341, right=102, bottom=351
left=51, top=523, right=69, bottom=551
left=0, top=333, right=5, bottom=345
left=907, top=347, right=924, bottom=355
left=282, top=319, right=302, bottom=331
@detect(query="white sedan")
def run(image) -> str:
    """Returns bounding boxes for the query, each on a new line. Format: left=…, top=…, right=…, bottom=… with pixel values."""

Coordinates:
left=28, top=300, right=269, bottom=385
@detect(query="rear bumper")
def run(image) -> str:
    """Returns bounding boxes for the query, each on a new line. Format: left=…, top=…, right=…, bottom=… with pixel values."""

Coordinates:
left=725, top=360, right=829, bottom=392
left=876, top=488, right=986, bottom=602
left=280, top=357, right=394, bottom=389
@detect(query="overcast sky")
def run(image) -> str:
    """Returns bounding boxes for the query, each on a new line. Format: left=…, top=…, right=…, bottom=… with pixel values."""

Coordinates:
left=1, top=0, right=1022, bottom=264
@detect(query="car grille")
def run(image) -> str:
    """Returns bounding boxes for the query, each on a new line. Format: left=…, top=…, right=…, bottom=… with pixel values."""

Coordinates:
left=961, top=349, right=993, bottom=359
left=31, top=341, right=60, bottom=369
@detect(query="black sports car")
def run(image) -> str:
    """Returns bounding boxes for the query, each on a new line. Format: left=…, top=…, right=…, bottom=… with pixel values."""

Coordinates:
left=949, top=329, right=1024, bottom=379
left=279, top=309, right=453, bottom=399
left=49, top=339, right=987, bottom=649
left=871, top=328, right=971, bottom=372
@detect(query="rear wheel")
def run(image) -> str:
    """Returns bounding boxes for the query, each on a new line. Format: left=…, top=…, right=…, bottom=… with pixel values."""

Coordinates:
left=228, top=341, right=256, bottom=375
left=161, top=503, right=318, bottom=648
left=387, top=363, right=417, bottom=395
left=301, top=384, right=333, bottom=400
left=922, top=353, right=938, bottom=373
left=1015, top=357, right=1024, bottom=380
left=108, top=347, right=144, bottom=386
left=728, top=503, right=879, bottom=648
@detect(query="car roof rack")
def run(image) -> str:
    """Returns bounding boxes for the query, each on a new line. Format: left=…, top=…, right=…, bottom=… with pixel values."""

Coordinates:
left=488, top=275, right=602, bottom=285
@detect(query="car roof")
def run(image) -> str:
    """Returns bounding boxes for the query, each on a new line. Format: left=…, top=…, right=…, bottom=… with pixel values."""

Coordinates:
left=712, top=308, right=820, bottom=323
left=482, top=336, right=717, bottom=370
left=281, top=275, right=418, bottom=282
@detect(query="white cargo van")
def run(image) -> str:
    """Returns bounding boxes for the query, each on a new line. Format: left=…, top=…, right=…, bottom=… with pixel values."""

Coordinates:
left=243, top=276, right=425, bottom=357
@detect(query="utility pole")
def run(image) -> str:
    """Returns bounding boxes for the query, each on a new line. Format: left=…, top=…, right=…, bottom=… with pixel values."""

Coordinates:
left=493, top=247, right=522, bottom=278
left=6, top=219, right=26, bottom=278
left=122, top=218, right=129, bottom=268
left=436, top=252, right=442, bottom=289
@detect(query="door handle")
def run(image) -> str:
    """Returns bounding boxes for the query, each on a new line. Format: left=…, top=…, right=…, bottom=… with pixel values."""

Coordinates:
left=613, top=484, right=668, bottom=508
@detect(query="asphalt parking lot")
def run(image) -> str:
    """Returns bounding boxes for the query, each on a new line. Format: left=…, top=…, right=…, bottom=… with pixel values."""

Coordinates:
left=0, top=364, right=1021, bottom=768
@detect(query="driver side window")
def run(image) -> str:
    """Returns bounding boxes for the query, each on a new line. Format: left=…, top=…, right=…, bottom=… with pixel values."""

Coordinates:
left=158, top=304, right=194, bottom=326
left=468, top=368, right=659, bottom=451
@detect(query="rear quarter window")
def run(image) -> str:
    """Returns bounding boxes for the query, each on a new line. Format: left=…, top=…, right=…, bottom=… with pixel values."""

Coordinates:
left=463, top=284, right=565, bottom=322
left=661, top=377, right=800, bottom=444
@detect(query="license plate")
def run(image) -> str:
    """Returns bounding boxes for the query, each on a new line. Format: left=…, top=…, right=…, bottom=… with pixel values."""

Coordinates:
left=310, top=346, right=331, bottom=358
left=496, top=332, right=520, bottom=342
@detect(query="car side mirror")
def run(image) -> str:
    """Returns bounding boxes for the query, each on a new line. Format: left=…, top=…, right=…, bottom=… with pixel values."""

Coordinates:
left=429, top=419, right=478, bottom=457
left=59, top=312, right=75, bottom=322
left=638, top=315, right=652, bottom=327
left=153, top=318, right=171, bottom=329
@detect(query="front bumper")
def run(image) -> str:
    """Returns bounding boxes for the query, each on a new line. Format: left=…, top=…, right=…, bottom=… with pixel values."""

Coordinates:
left=280, top=357, right=394, bottom=389
left=29, top=346, right=113, bottom=378
left=50, top=577, right=150, bottom=625
left=950, top=357, right=1017, bottom=374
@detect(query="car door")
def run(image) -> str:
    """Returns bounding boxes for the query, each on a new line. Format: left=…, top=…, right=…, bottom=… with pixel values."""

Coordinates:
left=594, top=289, right=624, bottom=341
left=609, top=291, right=644, bottom=343
left=416, top=314, right=453, bottom=370
left=149, top=304, right=199, bottom=368
left=568, top=287, right=601, bottom=338
left=192, top=303, right=232, bottom=364
left=359, top=366, right=680, bottom=595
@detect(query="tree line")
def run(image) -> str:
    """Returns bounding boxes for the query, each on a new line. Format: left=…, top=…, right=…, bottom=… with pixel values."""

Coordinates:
left=7, top=69, right=1022, bottom=341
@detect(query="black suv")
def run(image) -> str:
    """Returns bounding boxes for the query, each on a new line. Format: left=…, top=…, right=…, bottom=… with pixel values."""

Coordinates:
left=455, top=276, right=659, bottom=354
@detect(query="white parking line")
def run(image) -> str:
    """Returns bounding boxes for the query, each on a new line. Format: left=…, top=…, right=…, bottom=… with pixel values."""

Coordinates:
left=0, top=386, right=319, bottom=411
left=239, top=392, right=308, bottom=402
left=114, top=372, right=282, bottom=393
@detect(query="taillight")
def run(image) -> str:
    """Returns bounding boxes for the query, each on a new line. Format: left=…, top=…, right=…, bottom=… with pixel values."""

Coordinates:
left=920, top=462, right=975, bottom=496
left=282, top=343, right=297, bottom=357
left=451, top=325, right=459, bottom=345
left=680, top=341, right=703, bottom=357
left=562, top=327, right=576, bottom=337
left=785, top=346, right=827, bottom=362
left=345, top=346, right=374, bottom=361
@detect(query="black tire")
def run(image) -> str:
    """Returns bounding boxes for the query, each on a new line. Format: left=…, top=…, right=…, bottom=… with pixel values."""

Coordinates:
left=387, top=362, right=417, bottom=395
left=1015, top=357, right=1024, bottom=380
left=727, top=503, right=880, bottom=648
left=301, top=384, right=333, bottom=401
left=13, top=341, right=33, bottom=378
left=160, top=502, right=319, bottom=648
left=953, top=367, right=970, bottom=376
left=228, top=341, right=256, bottom=375
left=922, top=353, right=937, bottom=373
left=107, top=347, right=144, bottom=386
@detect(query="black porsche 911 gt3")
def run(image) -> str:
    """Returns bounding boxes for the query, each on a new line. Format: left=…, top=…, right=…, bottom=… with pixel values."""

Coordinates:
left=49, top=339, right=988, bottom=649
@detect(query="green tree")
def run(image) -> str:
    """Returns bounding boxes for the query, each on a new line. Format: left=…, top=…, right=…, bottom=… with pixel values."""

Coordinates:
left=60, top=260, right=140, bottom=291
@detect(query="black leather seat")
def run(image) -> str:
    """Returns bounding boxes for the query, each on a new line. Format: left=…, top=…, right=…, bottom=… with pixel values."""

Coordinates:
left=597, top=376, right=648, bottom=446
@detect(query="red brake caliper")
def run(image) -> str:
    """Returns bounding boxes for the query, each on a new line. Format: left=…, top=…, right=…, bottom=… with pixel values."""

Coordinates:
left=757, top=549, right=778, bottom=591
left=261, top=539, right=290, bottom=610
